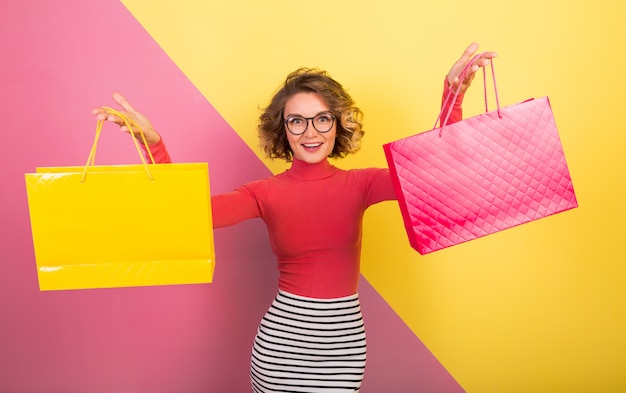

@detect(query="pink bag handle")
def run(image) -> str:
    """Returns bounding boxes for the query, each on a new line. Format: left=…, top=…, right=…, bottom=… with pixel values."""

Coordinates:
left=434, top=53, right=501, bottom=136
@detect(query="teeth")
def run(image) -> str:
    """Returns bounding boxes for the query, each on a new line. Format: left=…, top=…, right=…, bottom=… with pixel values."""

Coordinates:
left=304, top=143, right=322, bottom=148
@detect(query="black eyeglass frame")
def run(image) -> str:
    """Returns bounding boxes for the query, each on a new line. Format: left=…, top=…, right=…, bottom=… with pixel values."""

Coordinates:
left=283, top=112, right=337, bottom=135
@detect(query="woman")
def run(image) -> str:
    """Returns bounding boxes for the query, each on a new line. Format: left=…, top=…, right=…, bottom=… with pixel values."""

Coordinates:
left=94, top=43, right=496, bottom=392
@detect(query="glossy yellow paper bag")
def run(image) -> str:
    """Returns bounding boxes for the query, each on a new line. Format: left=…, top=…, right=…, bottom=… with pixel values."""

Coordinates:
left=24, top=110, right=214, bottom=291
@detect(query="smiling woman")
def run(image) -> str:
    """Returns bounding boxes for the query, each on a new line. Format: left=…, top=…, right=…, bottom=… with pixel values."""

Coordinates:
left=92, top=44, right=495, bottom=392
left=284, top=92, right=338, bottom=164
left=258, top=68, right=365, bottom=163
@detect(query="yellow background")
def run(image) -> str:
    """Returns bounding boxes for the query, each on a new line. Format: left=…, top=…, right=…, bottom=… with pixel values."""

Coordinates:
left=122, top=0, right=626, bottom=391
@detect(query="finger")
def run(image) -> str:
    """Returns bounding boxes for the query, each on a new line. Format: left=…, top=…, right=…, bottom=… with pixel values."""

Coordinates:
left=473, top=52, right=498, bottom=68
left=462, top=64, right=480, bottom=79
left=94, top=110, right=121, bottom=123
left=463, top=69, right=477, bottom=81
left=459, top=42, right=479, bottom=63
left=112, top=92, right=136, bottom=113
left=92, top=108, right=109, bottom=120
left=104, top=113, right=126, bottom=127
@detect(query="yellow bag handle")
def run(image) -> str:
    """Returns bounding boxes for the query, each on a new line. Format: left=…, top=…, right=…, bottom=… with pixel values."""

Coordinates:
left=81, top=107, right=157, bottom=182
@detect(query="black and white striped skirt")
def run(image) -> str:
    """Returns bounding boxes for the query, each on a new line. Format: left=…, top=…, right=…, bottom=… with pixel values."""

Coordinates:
left=250, top=290, right=366, bottom=392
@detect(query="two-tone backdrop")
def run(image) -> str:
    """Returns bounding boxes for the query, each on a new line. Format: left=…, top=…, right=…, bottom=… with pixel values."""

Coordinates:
left=1, top=1, right=624, bottom=392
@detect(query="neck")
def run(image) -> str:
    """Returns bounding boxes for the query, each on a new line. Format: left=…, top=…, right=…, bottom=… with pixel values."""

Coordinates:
left=287, top=158, right=334, bottom=180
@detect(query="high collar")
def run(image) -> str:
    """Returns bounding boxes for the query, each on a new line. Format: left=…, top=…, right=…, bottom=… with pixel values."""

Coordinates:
left=285, top=158, right=336, bottom=181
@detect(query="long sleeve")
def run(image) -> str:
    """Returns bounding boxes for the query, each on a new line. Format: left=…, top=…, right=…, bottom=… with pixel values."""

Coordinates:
left=210, top=181, right=266, bottom=228
left=142, top=137, right=172, bottom=164
left=361, top=167, right=396, bottom=204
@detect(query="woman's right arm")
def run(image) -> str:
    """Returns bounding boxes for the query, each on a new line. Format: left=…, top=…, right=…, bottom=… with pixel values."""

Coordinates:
left=144, top=137, right=172, bottom=164
left=93, top=92, right=263, bottom=228
left=211, top=184, right=263, bottom=228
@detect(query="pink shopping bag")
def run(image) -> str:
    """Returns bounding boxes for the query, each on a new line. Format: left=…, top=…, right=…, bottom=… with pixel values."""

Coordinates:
left=383, top=55, right=578, bottom=254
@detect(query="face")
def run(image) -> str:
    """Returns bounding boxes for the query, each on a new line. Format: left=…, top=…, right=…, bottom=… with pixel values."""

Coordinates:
left=283, top=92, right=336, bottom=164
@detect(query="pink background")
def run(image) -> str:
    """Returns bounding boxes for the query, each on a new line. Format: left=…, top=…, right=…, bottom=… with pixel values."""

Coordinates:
left=0, top=1, right=462, bottom=391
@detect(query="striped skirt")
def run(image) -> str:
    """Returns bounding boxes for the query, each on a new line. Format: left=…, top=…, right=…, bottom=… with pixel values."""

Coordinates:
left=250, top=290, right=366, bottom=393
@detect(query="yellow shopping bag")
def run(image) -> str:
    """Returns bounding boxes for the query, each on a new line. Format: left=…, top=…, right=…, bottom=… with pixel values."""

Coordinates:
left=24, top=109, right=214, bottom=291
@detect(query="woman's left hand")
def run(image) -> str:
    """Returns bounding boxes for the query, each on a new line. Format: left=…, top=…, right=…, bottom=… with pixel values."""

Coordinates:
left=446, top=42, right=498, bottom=93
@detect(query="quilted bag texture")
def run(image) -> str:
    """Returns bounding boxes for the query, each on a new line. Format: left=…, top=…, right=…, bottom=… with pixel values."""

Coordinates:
left=383, top=57, right=577, bottom=254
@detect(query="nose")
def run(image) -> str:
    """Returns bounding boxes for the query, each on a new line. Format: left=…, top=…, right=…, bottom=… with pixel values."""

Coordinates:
left=303, top=118, right=318, bottom=137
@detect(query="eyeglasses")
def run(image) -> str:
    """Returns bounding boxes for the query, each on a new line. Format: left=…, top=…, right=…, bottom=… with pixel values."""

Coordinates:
left=283, top=112, right=336, bottom=135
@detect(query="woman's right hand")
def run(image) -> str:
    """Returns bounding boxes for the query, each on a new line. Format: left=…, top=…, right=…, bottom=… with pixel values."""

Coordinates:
left=92, top=92, right=161, bottom=145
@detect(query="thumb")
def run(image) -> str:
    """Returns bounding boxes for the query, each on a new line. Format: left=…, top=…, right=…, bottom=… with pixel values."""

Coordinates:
left=460, top=42, right=479, bottom=63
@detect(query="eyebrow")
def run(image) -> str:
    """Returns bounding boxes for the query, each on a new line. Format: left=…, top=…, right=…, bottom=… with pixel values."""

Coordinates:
left=284, top=110, right=332, bottom=118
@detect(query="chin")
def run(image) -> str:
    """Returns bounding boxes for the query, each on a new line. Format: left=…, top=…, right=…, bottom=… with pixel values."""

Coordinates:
left=298, top=156, right=326, bottom=164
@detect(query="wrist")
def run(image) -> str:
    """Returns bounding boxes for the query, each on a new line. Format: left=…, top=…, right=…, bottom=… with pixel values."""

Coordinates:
left=145, top=131, right=161, bottom=146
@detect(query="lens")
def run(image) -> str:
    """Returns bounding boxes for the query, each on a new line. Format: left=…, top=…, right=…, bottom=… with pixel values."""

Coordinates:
left=313, top=113, right=335, bottom=132
left=286, top=117, right=306, bottom=134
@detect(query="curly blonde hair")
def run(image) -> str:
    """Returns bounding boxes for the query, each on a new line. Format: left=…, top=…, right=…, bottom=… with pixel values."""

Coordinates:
left=258, top=68, right=364, bottom=161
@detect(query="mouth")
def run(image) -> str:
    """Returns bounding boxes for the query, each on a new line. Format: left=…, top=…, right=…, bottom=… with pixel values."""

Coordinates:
left=302, top=142, right=322, bottom=150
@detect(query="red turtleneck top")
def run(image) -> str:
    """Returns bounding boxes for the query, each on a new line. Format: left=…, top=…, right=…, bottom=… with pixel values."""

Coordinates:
left=214, top=159, right=394, bottom=298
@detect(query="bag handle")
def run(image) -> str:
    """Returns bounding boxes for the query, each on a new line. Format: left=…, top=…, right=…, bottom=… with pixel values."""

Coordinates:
left=81, top=108, right=156, bottom=182
left=434, top=53, right=502, bottom=136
